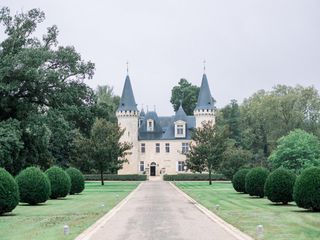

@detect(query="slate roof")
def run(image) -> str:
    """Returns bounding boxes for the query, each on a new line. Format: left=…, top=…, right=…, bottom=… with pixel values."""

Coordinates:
left=138, top=106, right=195, bottom=140
left=195, top=74, right=214, bottom=110
left=117, top=75, right=138, bottom=112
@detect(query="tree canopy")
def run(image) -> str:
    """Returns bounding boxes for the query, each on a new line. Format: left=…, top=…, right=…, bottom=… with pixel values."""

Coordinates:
left=170, top=79, right=200, bottom=115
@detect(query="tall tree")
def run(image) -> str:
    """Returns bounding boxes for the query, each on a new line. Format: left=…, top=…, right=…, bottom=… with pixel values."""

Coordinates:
left=170, top=79, right=200, bottom=115
left=186, top=122, right=229, bottom=185
left=75, top=118, right=132, bottom=185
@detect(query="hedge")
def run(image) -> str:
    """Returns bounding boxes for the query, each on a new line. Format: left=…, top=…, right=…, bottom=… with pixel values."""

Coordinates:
left=163, top=173, right=227, bottom=181
left=84, top=174, right=147, bottom=181
left=16, top=167, right=51, bottom=205
left=0, top=168, right=20, bottom=215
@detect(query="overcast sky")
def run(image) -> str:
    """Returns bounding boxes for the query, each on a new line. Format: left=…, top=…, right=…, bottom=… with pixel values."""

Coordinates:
left=1, top=0, right=320, bottom=115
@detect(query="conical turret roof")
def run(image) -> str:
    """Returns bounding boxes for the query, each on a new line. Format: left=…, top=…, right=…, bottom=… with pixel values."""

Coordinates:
left=117, top=75, right=138, bottom=111
left=195, top=74, right=214, bottom=110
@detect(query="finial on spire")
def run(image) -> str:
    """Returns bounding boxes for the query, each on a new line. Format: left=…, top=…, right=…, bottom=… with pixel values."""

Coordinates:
left=203, top=60, right=206, bottom=74
left=126, top=61, right=129, bottom=75
left=154, top=105, right=156, bottom=112
left=179, top=99, right=183, bottom=107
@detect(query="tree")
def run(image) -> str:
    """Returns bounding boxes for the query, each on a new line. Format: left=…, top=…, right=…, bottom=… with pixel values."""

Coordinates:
left=186, top=122, right=229, bottom=185
left=0, top=7, right=96, bottom=172
left=0, top=119, right=23, bottom=174
left=76, top=118, right=132, bottom=185
left=268, top=129, right=320, bottom=173
left=170, top=79, right=200, bottom=115
left=94, top=85, right=120, bottom=123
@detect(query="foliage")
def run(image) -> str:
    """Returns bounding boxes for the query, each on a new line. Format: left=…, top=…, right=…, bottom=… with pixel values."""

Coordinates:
left=245, top=167, right=269, bottom=198
left=94, top=85, right=120, bottom=123
left=0, top=7, right=96, bottom=173
left=84, top=174, right=147, bottom=181
left=74, top=118, right=132, bottom=185
left=232, top=169, right=250, bottom=193
left=170, top=79, right=200, bottom=115
left=0, top=168, right=19, bottom=215
left=268, top=129, right=320, bottom=173
left=293, top=167, right=320, bottom=211
left=45, top=166, right=71, bottom=199
left=264, top=168, right=296, bottom=204
left=240, top=85, right=320, bottom=164
left=15, top=167, right=51, bottom=205
left=65, top=167, right=85, bottom=194
left=186, top=122, right=229, bottom=185
left=163, top=173, right=226, bottom=181
left=220, top=145, right=252, bottom=180
left=0, top=119, right=23, bottom=175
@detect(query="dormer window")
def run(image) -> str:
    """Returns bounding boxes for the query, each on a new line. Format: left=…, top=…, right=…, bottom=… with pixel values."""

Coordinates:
left=174, top=120, right=186, bottom=138
left=147, top=119, right=154, bottom=132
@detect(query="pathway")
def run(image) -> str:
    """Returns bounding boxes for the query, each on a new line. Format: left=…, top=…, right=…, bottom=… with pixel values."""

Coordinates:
left=78, top=181, right=248, bottom=240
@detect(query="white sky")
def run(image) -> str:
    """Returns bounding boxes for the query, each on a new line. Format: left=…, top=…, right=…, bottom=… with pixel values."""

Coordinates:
left=1, top=0, right=320, bottom=115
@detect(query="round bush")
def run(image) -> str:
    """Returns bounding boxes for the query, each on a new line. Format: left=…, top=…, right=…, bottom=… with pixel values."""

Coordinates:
left=245, top=167, right=269, bottom=198
left=66, top=168, right=85, bottom=195
left=16, top=167, right=51, bottom=205
left=293, top=167, right=320, bottom=211
left=232, top=169, right=250, bottom=193
left=46, top=166, right=71, bottom=199
left=0, top=168, right=20, bottom=215
left=264, top=168, right=296, bottom=204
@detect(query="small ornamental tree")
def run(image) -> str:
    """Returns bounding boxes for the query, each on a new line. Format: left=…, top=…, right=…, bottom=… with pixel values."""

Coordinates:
left=264, top=168, right=296, bottom=204
left=16, top=167, right=51, bottom=205
left=46, top=166, right=71, bottom=199
left=268, top=129, right=320, bottom=173
left=245, top=167, right=269, bottom=198
left=0, top=168, right=20, bottom=215
left=66, top=167, right=85, bottom=194
left=232, top=169, right=250, bottom=193
left=293, top=167, right=320, bottom=211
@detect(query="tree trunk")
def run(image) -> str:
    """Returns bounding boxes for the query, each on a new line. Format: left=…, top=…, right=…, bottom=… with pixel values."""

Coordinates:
left=209, top=168, right=212, bottom=185
left=100, top=169, right=104, bottom=186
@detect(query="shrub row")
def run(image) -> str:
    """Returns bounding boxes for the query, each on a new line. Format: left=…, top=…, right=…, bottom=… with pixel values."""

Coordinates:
left=84, top=174, right=147, bottom=181
left=233, top=166, right=320, bottom=211
left=163, top=173, right=227, bottom=181
left=0, top=166, right=85, bottom=215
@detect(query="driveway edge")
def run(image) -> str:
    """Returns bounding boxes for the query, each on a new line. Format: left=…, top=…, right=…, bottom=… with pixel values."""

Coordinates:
left=75, top=182, right=143, bottom=240
left=169, top=182, right=254, bottom=240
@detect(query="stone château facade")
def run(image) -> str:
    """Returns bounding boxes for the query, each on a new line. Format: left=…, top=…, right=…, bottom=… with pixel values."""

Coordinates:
left=117, top=73, right=215, bottom=176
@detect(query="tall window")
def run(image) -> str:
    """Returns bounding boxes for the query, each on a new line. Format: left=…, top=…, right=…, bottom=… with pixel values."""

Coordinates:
left=165, top=143, right=170, bottom=153
left=141, top=143, right=145, bottom=153
left=177, top=125, right=184, bottom=135
left=139, top=161, right=144, bottom=172
left=178, top=161, right=186, bottom=171
left=147, top=119, right=154, bottom=131
left=182, top=143, right=189, bottom=154
left=156, top=143, right=160, bottom=153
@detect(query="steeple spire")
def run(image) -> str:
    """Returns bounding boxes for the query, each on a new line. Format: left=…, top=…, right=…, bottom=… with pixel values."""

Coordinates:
left=117, top=75, right=138, bottom=112
left=195, top=73, right=214, bottom=111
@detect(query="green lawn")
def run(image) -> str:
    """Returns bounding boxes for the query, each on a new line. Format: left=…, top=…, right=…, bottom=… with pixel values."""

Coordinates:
left=176, top=181, right=320, bottom=240
left=0, top=181, right=140, bottom=240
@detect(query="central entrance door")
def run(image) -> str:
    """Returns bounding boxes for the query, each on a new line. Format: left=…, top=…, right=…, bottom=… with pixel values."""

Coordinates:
left=150, top=162, right=156, bottom=176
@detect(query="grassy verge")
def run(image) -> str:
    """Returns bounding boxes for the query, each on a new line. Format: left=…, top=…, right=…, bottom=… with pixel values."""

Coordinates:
left=0, top=181, right=140, bottom=240
left=176, top=181, right=320, bottom=240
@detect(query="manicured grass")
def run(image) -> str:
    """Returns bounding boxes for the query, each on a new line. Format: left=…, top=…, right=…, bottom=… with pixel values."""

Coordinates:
left=176, top=181, right=320, bottom=240
left=0, top=181, right=140, bottom=240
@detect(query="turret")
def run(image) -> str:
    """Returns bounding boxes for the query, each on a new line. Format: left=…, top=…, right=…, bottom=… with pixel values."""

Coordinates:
left=117, top=74, right=139, bottom=174
left=194, top=73, right=215, bottom=128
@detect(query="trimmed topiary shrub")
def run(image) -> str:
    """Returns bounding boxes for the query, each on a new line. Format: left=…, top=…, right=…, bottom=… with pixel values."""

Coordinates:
left=264, top=168, right=296, bottom=204
left=0, top=168, right=20, bottom=215
left=293, top=167, right=320, bottom=211
left=16, top=167, right=51, bottom=205
left=66, top=168, right=85, bottom=195
left=245, top=167, right=269, bottom=198
left=46, top=166, right=71, bottom=199
left=232, top=169, right=250, bottom=193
